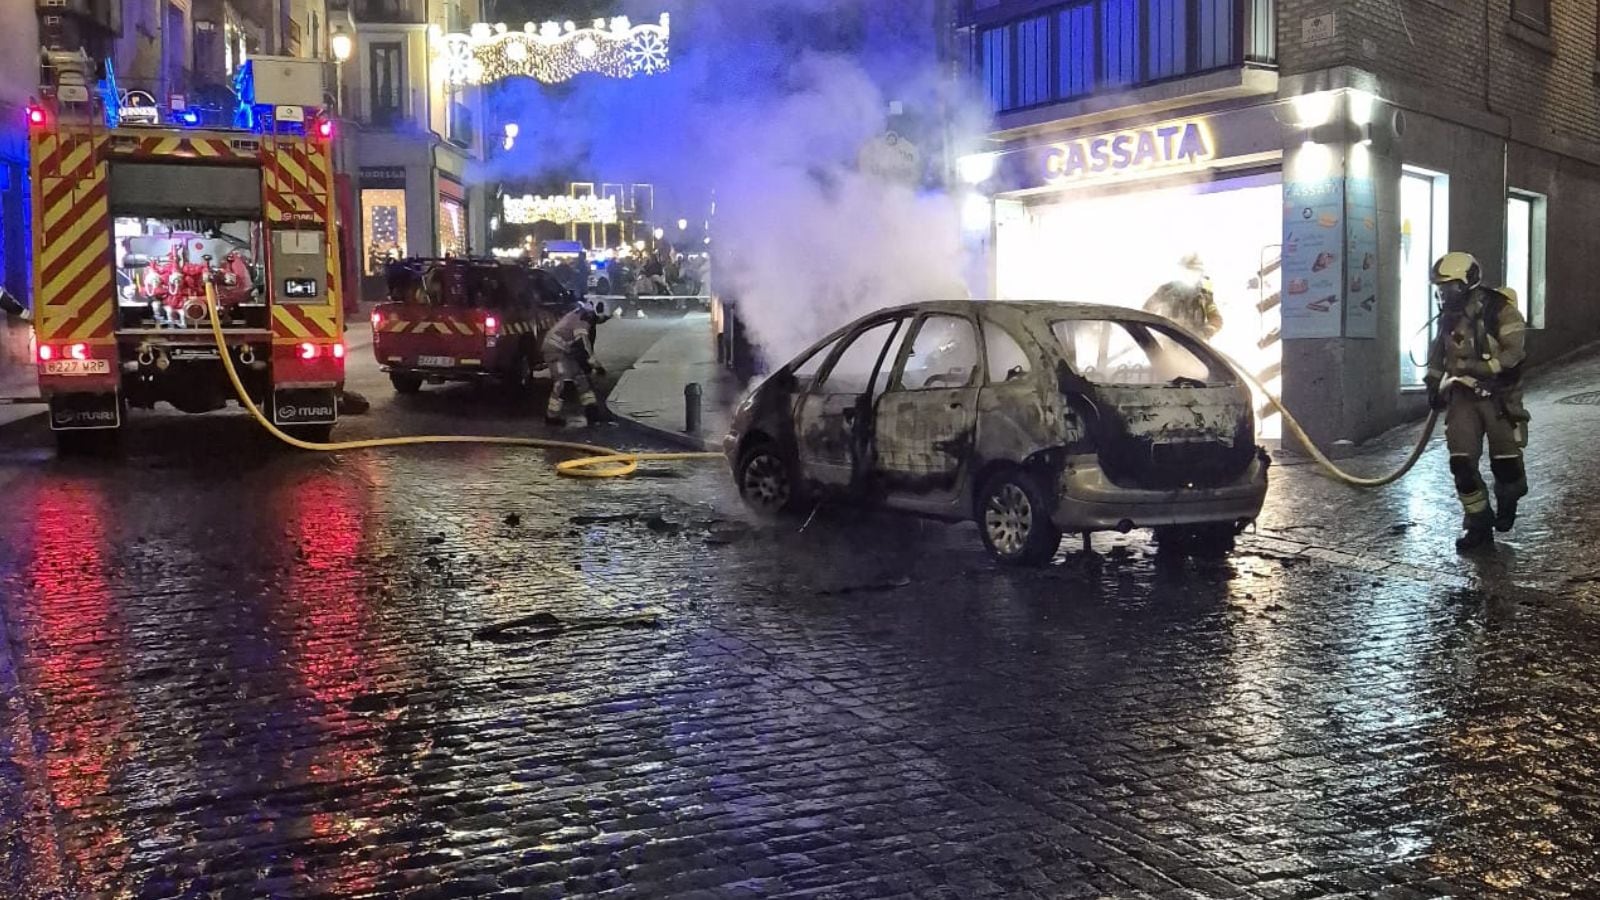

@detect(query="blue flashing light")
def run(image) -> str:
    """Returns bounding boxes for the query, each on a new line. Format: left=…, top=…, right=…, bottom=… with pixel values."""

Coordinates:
left=177, top=110, right=200, bottom=126
left=98, top=58, right=121, bottom=129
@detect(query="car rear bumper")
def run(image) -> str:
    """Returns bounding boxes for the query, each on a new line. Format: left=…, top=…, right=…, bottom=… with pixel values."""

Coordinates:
left=1052, top=456, right=1268, bottom=532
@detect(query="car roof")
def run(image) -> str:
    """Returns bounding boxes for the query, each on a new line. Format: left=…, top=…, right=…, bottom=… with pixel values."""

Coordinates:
left=867, top=299, right=1175, bottom=327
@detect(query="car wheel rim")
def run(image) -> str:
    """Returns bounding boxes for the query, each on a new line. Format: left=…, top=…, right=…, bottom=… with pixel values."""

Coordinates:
left=985, top=482, right=1033, bottom=557
left=743, top=454, right=791, bottom=511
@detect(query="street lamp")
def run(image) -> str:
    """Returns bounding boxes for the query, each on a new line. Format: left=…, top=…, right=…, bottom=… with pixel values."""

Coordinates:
left=677, top=218, right=688, bottom=231
left=653, top=227, right=665, bottom=241
left=331, top=31, right=354, bottom=63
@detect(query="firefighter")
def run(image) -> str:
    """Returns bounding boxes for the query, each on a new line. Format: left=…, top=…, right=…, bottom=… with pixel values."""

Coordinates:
left=543, top=301, right=611, bottom=427
left=1424, top=251, right=1531, bottom=551
left=1143, top=253, right=1223, bottom=340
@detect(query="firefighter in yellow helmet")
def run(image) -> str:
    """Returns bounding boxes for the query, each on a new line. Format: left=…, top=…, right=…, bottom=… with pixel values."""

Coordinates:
left=1424, top=251, right=1531, bottom=551
left=1143, top=253, right=1223, bottom=340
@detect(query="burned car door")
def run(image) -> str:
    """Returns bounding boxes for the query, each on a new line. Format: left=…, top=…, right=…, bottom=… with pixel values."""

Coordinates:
left=793, top=316, right=909, bottom=493
left=872, top=313, right=982, bottom=508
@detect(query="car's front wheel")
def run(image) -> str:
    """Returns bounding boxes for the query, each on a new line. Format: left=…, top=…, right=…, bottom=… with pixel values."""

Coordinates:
left=977, top=468, right=1061, bottom=566
left=736, top=441, right=798, bottom=516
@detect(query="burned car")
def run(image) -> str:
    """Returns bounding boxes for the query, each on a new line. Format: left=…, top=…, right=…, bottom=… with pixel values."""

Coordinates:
left=724, top=301, right=1270, bottom=565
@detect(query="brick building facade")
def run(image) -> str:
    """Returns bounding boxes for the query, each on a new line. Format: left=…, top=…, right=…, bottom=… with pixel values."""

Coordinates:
left=958, top=0, right=1600, bottom=447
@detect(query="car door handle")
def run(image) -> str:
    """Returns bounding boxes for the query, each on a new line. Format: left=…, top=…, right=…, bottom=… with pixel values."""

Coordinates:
left=842, top=408, right=856, bottom=423
left=948, top=401, right=963, bottom=410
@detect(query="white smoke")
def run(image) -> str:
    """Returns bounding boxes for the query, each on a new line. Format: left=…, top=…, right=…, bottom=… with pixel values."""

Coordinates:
left=476, top=0, right=989, bottom=364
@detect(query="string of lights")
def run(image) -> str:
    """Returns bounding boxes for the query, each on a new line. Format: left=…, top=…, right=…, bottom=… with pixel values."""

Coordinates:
left=502, top=194, right=620, bottom=226
left=435, top=14, right=671, bottom=87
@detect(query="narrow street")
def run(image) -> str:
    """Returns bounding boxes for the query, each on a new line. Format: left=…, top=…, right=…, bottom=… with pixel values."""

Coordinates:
left=1, top=320, right=1597, bottom=898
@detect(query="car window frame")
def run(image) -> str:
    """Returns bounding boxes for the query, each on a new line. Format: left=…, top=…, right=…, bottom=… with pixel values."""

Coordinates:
left=886, top=310, right=985, bottom=393
left=978, top=315, right=1034, bottom=386
left=1049, top=315, right=1235, bottom=387
left=812, top=313, right=911, bottom=397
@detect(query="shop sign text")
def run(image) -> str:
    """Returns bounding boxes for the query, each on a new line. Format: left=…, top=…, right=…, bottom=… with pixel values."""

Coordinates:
left=1043, top=120, right=1212, bottom=184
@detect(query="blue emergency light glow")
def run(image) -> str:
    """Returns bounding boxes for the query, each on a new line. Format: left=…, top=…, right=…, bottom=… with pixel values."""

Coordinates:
left=178, top=110, right=200, bottom=126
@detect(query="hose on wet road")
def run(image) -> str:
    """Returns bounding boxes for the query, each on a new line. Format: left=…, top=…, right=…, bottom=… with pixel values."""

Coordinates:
left=204, top=286, right=722, bottom=478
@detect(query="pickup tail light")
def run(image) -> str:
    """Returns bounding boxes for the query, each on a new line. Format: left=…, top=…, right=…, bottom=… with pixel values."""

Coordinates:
left=371, top=311, right=383, bottom=329
left=484, top=315, right=499, bottom=335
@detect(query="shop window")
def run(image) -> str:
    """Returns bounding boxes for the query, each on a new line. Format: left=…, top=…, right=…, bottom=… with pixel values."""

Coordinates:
left=1147, top=0, right=1189, bottom=80
left=979, top=25, right=1012, bottom=112
left=1511, top=0, right=1549, bottom=30
left=1399, top=168, right=1449, bottom=387
left=1504, top=191, right=1546, bottom=327
left=899, top=315, right=980, bottom=390
left=1102, top=0, right=1141, bottom=86
left=1016, top=15, right=1052, bottom=108
left=439, top=196, right=467, bottom=257
left=1058, top=4, right=1094, bottom=98
left=361, top=188, right=407, bottom=275
left=369, top=42, right=403, bottom=126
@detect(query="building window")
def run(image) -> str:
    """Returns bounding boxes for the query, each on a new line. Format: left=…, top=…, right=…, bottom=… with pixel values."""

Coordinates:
left=369, top=42, right=403, bottom=126
left=1504, top=191, right=1546, bottom=327
left=1102, top=0, right=1141, bottom=86
left=980, top=25, right=1011, bottom=112
left=1510, top=0, right=1549, bottom=30
left=1058, top=4, right=1094, bottom=97
left=1195, top=0, right=1236, bottom=69
left=439, top=197, right=467, bottom=257
left=362, top=188, right=407, bottom=275
left=1146, top=0, right=1188, bottom=80
left=1399, top=168, right=1449, bottom=387
left=1016, top=15, right=1052, bottom=108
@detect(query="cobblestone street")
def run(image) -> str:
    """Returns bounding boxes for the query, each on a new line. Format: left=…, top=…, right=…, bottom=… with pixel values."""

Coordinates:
left=2, top=343, right=1599, bottom=898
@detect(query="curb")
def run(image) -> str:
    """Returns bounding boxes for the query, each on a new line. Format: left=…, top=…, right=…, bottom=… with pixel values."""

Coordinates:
left=609, top=407, right=722, bottom=452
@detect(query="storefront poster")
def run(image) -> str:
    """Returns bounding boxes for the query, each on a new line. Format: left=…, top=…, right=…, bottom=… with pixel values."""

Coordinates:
left=1280, top=176, right=1345, bottom=339
left=1343, top=175, right=1378, bottom=339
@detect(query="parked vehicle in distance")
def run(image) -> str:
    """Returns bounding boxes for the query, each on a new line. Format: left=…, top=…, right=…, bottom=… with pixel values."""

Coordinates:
left=724, top=300, right=1270, bottom=565
left=372, top=257, right=587, bottom=398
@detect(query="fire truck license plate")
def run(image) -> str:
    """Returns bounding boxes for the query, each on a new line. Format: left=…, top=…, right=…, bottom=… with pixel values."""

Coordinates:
left=44, top=359, right=111, bottom=376
left=417, top=355, right=456, bottom=368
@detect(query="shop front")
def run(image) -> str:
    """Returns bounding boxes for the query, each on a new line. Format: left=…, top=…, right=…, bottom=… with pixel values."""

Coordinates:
left=985, top=103, right=1288, bottom=438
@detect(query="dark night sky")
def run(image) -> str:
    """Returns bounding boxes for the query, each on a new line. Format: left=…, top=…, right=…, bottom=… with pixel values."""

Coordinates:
left=488, top=0, right=617, bottom=24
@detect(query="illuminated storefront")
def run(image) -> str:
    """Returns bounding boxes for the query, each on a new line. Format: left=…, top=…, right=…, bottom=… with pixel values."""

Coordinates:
left=359, top=168, right=409, bottom=275
left=438, top=175, right=468, bottom=258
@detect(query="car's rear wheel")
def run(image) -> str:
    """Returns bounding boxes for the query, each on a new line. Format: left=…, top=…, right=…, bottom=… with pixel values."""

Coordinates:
left=1153, top=523, right=1237, bottom=559
left=390, top=372, right=423, bottom=394
left=977, top=469, right=1061, bottom=566
left=736, top=442, right=798, bottom=516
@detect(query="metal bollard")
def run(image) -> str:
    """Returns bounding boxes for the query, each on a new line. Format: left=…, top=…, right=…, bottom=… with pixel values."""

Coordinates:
left=684, top=382, right=703, bottom=434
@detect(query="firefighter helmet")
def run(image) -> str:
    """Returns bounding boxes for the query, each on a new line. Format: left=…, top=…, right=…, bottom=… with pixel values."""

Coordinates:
left=1430, top=252, right=1482, bottom=288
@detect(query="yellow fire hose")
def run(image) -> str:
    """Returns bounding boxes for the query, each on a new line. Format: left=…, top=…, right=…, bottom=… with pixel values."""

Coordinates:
left=204, top=285, right=722, bottom=478
left=207, top=287, right=1435, bottom=486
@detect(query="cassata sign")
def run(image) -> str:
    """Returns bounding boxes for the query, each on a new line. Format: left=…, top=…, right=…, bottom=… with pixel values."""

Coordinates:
left=1043, top=120, right=1213, bottom=183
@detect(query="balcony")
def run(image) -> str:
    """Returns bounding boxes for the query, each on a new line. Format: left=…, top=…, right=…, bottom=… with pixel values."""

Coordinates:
left=966, top=0, right=1276, bottom=122
left=352, top=0, right=425, bottom=25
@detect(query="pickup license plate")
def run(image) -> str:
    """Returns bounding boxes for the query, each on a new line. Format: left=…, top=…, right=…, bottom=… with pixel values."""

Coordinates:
left=416, top=355, right=456, bottom=368
left=44, top=359, right=111, bottom=376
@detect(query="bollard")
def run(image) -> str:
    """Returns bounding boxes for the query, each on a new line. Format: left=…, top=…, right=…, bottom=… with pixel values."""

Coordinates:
left=684, top=382, right=703, bottom=434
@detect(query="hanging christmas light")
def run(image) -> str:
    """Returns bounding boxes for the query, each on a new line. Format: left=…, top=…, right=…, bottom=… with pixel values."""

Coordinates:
left=502, top=194, right=620, bottom=226
left=436, top=13, right=670, bottom=87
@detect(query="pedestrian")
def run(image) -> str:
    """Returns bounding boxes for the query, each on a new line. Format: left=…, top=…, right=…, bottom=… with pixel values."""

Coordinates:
left=1424, top=251, right=1531, bottom=551
left=1143, top=253, right=1223, bottom=340
left=542, top=301, right=611, bottom=427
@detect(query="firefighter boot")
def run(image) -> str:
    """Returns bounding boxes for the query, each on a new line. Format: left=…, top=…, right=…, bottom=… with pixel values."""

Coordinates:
left=583, top=403, right=604, bottom=426
left=1456, top=508, right=1496, bottom=552
left=1491, top=457, right=1528, bottom=533
left=1451, top=457, right=1495, bottom=551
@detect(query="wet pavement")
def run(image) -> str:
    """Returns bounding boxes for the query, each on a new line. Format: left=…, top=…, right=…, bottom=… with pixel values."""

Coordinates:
left=1, top=341, right=1599, bottom=898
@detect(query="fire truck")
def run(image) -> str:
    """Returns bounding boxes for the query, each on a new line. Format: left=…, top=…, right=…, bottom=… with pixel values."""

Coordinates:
left=25, top=55, right=346, bottom=451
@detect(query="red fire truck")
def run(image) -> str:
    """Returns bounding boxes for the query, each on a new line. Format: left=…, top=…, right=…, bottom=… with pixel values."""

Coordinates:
left=26, top=57, right=346, bottom=451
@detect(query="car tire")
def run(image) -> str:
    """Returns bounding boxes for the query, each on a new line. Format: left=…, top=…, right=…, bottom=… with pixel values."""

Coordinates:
left=736, top=441, right=799, bottom=516
left=977, top=468, right=1061, bottom=566
left=1153, top=523, right=1237, bottom=559
left=390, top=372, right=424, bottom=394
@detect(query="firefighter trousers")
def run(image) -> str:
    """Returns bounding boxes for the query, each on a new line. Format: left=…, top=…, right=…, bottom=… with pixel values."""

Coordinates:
left=543, top=347, right=597, bottom=416
left=1445, top=389, right=1528, bottom=518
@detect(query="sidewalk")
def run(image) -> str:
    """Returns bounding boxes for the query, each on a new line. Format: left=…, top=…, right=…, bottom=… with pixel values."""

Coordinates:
left=605, top=313, right=744, bottom=450
left=0, top=317, right=42, bottom=430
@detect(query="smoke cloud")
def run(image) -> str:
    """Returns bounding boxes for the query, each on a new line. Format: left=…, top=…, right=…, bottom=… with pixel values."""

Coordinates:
left=475, top=0, right=989, bottom=364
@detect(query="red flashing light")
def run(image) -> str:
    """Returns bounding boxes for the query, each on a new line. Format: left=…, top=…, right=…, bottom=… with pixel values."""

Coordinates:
left=37, top=344, right=54, bottom=362
left=299, top=342, right=318, bottom=361
left=371, top=311, right=383, bottom=329
left=68, top=343, right=88, bottom=361
left=316, top=119, right=334, bottom=140
left=27, top=106, right=46, bottom=127
left=332, top=342, right=346, bottom=360
left=484, top=315, right=499, bottom=334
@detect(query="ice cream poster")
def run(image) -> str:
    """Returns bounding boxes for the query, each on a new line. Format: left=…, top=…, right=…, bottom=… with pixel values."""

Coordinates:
left=1281, top=176, right=1345, bottom=339
left=1343, top=174, right=1379, bottom=339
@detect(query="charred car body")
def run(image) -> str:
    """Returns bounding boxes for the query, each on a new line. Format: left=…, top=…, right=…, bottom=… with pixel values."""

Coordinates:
left=725, top=301, right=1270, bottom=564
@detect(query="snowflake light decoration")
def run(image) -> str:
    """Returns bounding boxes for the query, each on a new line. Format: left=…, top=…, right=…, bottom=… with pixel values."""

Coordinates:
left=437, top=13, right=671, bottom=87
left=503, top=194, right=620, bottom=226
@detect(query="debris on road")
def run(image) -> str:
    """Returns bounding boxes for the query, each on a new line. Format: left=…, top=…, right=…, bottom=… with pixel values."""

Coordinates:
left=473, top=611, right=663, bottom=643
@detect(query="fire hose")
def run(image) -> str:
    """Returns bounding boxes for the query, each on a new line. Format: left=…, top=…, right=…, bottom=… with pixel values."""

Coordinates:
left=207, top=286, right=1436, bottom=487
left=203, top=285, right=722, bottom=478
